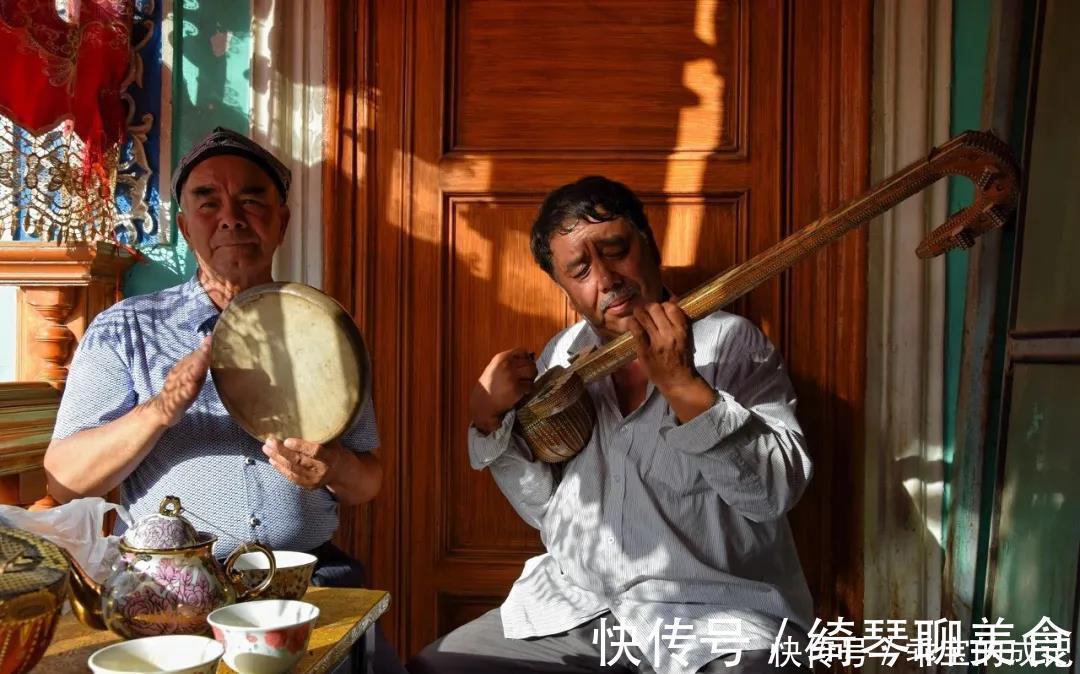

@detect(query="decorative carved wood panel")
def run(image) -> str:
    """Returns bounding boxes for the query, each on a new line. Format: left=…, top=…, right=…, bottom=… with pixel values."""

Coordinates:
left=325, top=0, right=870, bottom=659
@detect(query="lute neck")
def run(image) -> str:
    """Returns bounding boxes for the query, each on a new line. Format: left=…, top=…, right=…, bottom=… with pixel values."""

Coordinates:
left=571, top=130, right=1017, bottom=384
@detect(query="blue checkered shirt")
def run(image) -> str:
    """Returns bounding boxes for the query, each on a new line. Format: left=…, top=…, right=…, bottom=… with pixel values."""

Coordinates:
left=52, top=275, right=379, bottom=556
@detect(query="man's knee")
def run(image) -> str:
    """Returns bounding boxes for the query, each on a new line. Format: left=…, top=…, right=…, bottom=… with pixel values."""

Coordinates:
left=407, top=609, right=504, bottom=673
left=406, top=638, right=494, bottom=674
left=405, top=643, right=442, bottom=674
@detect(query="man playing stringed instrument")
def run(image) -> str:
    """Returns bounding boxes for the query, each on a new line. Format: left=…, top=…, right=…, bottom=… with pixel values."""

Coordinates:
left=412, top=176, right=812, bottom=674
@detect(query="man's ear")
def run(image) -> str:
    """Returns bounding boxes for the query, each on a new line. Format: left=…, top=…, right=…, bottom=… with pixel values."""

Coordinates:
left=177, top=211, right=189, bottom=241
left=279, top=204, right=291, bottom=240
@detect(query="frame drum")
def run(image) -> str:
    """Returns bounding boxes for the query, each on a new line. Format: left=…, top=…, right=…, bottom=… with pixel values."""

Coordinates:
left=210, top=283, right=371, bottom=444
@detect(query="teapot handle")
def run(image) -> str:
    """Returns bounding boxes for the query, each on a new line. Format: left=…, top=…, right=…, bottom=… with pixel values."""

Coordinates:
left=225, top=542, right=277, bottom=600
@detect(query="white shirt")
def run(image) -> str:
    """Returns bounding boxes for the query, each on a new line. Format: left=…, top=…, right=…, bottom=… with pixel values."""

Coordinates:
left=469, top=309, right=814, bottom=674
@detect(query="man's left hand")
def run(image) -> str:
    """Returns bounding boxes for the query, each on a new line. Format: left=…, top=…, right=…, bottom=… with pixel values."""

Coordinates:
left=627, top=301, right=718, bottom=424
left=626, top=301, right=700, bottom=393
left=262, top=437, right=342, bottom=490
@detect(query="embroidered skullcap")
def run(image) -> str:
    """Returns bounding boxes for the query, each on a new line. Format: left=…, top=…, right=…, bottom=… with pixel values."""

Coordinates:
left=172, top=127, right=291, bottom=203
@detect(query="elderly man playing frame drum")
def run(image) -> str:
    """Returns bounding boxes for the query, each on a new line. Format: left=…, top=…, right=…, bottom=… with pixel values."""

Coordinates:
left=411, top=176, right=813, bottom=674
left=43, top=128, right=403, bottom=672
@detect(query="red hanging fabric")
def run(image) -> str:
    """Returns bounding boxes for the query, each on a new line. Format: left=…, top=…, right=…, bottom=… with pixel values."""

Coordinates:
left=0, top=0, right=133, bottom=179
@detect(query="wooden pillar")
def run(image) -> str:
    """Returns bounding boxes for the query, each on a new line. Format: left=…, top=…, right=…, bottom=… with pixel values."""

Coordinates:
left=22, top=287, right=78, bottom=389
left=0, top=242, right=136, bottom=389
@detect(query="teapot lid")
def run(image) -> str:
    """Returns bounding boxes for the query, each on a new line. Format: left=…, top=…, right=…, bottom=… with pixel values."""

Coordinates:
left=0, top=527, right=68, bottom=601
left=122, top=496, right=202, bottom=550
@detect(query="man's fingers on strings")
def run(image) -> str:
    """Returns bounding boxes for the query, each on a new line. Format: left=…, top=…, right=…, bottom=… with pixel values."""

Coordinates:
left=633, top=307, right=661, bottom=342
left=662, top=301, right=688, bottom=331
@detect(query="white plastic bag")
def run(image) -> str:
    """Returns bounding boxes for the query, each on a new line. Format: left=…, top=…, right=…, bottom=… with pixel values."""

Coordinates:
left=0, top=497, right=131, bottom=584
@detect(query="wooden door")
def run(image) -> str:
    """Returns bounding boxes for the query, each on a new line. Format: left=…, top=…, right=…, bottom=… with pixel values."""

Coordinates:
left=325, top=0, right=870, bottom=658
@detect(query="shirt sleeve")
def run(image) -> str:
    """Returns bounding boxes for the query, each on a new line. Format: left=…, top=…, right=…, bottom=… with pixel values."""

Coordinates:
left=467, top=342, right=562, bottom=530
left=337, top=377, right=380, bottom=454
left=52, top=316, right=138, bottom=441
left=658, top=316, right=812, bottom=522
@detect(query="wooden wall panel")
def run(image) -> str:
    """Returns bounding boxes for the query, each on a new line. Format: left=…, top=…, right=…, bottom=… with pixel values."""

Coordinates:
left=785, top=0, right=871, bottom=625
left=436, top=593, right=504, bottom=638
left=647, top=195, right=746, bottom=314
left=450, top=0, right=745, bottom=153
left=323, top=0, right=406, bottom=643
left=446, top=198, right=566, bottom=556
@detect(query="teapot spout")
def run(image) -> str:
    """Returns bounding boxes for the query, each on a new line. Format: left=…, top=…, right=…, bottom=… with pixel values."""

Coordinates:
left=58, top=547, right=107, bottom=630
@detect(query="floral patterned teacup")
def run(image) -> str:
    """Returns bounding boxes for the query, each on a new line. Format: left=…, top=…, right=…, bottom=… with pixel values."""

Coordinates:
left=232, top=551, right=318, bottom=600
left=208, top=599, right=319, bottom=674
left=88, top=634, right=224, bottom=674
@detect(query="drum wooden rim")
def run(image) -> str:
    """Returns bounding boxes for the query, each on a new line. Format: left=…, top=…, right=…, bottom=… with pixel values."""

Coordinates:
left=210, top=282, right=371, bottom=444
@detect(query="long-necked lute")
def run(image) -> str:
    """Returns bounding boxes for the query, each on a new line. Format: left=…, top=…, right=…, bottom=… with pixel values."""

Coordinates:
left=517, top=129, right=1020, bottom=463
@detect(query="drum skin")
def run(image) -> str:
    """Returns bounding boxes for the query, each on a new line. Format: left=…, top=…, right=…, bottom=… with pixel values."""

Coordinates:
left=210, top=283, right=371, bottom=444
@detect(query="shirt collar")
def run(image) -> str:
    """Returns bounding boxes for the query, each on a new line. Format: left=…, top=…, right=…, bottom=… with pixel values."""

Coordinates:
left=180, top=273, right=222, bottom=335
left=566, top=320, right=602, bottom=360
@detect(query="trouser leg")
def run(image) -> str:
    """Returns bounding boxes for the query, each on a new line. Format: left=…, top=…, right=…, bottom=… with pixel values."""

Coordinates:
left=408, top=609, right=637, bottom=674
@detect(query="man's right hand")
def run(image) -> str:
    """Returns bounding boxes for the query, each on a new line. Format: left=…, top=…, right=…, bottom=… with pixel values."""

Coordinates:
left=469, top=348, right=538, bottom=435
left=147, top=336, right=212, bottom=427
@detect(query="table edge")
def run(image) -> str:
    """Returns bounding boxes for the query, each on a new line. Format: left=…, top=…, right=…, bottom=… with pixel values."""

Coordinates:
left=303, top=591, right=391, bottom=674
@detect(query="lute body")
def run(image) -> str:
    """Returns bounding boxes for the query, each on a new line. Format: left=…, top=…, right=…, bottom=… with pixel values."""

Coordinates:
left=517, top=130, right=1020, bottom=463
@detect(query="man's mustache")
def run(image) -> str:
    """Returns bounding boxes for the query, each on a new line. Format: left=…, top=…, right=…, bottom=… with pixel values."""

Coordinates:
left=600, top=286, right=638, bottom=312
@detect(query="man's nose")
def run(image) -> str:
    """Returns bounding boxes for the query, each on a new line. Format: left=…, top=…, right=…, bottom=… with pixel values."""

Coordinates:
left=594, top=259, right=620, bottom=293
left=217, top=199, right=248, bottom=230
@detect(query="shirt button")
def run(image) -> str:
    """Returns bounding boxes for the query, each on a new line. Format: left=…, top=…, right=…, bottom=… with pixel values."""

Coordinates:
left=608, top=535, right=615, bottom=543
left=245, top=457, right=255, bottom=466
left=249, top=516, right=260, bottom=527
left=614, top=475, right=622, bottom=483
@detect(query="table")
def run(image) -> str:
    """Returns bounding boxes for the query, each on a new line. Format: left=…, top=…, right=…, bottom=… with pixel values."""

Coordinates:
left=31, top=587, right=390, bottom=674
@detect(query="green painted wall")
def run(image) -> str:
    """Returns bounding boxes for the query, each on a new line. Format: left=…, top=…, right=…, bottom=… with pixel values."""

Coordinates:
left=123, top=0, right=253, bottom=296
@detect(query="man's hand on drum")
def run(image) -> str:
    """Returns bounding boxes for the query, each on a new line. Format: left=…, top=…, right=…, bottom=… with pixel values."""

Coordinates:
left=262, top=437, right=342, bottom=490
left=147, top=336, right=212, bottom=428
left=469, top=348, right=538, bottom=435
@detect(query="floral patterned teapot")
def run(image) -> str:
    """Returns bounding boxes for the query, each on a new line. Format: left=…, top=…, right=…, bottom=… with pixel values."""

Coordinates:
left=64, top=495, right=276, bottom=639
